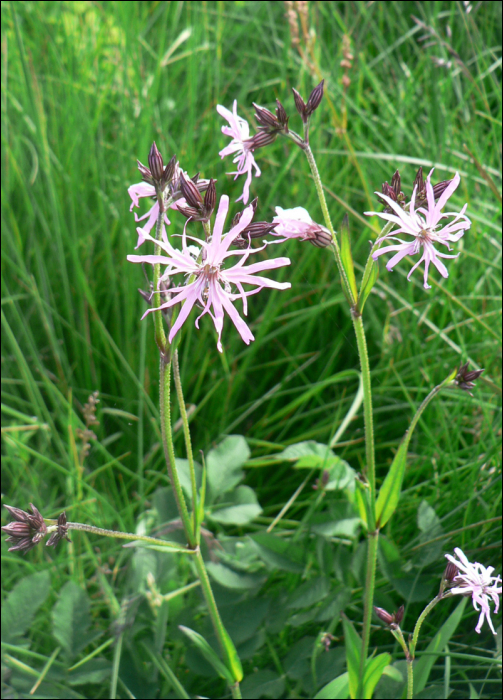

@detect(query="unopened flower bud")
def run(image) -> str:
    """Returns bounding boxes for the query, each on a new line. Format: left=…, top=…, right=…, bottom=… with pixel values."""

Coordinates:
left=46, top=511, right=71, bottom=548
left=180, top=172, right=203, bottom=209
left=292, top=87, right=307, bottom=121
left=2, top=503, right=47, bottom=553
left=253, top=103, right=280, bottom=130
left=374, top=604, right=404, bottom=629
left=305, top=80, right=325, bottom=117
left=454, top=361, right=484, bottom=396
left=309, top=225, right=332, bottom=248
left=275, top=99, right=289, bottom=130
left=148, top=142, right=165, bottom=182
left=246, top=131, right=278, bottom=150
left=204, top=179, right=217, bottom=217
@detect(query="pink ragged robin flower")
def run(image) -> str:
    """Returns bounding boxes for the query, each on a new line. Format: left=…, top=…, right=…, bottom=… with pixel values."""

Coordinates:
left=217, top=101, right=260, bottom=205
left=271, top=206, right=332, bottom=248
left=127, top=195, right=291, bottom=352
left=128, top=181, right=181, bottom=247
left=366, top=170, right=471, bottom=289
left=445, top=547, right=501, bottom=635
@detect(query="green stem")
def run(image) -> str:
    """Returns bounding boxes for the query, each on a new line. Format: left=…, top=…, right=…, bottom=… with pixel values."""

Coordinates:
left=49, top=521, right=196, bottom=552
left=194, top=548, right=244, bottom=685
left=160, top=356, right=195, bottom=546
left=173, top=349, right=198, bottom=537
left=302, top=142, right=377, bottom=696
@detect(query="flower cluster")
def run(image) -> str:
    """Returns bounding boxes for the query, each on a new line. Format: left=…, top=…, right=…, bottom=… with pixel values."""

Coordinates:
left=366, top=169, right=471, bottom=289
left=128, top=195, right=291, bottom=352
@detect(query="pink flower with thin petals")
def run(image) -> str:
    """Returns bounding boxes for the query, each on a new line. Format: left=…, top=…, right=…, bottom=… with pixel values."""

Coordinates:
left=445, top=547, right=501, bottom=635
left=217, top=101, right=260, bottom=205
left=365, top=170, right=471, bottom=289
left=128, top=181, right=186, bottom=248
left=128, top=195, right=291, bottom=352
left=271, top=207, right=332, bottom=247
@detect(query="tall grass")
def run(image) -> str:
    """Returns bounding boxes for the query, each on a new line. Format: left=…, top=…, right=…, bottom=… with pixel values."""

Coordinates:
left=2, top=2, right=501, bottom=698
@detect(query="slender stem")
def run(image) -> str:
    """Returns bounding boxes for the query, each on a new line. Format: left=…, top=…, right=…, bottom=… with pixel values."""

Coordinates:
left=153, top=209, right=167, bottom=354
left=48, top=521, right=197, bottom=552
left=194, top=548, right=243, bottom=684
left=160, top=356, right=195, bottom=546
left=173, top=349, right=198, bottom=537
left=302, top=142, right=378, bottom=696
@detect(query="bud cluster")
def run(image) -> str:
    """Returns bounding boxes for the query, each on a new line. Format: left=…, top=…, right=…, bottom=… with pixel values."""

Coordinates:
left=454, top=361, right=484, bottom=396
left=378, top=166, right=454, bottom=213
left=230, top=198, right=278, bottom=248
left=177, top=176, right=217, bottom=222
left=292, top=80, right=324, bottom=124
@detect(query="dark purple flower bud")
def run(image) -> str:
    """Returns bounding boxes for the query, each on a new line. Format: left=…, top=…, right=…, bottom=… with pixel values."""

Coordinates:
left=275, top=99, right=289, bottom=130
left=148, top=142, right=165, bottom=182
left=180, top=172, right=203, bottom=209
left=374, top=604, right=404, bottom=629
left=162, top=155, right=178, bottom=189
left=444, top=560, right=459, bottom=582
left=204, top=179, right=217, bottom=217
left=232, top=197, right=259, bottom=229
left=246, top=131, right=278, bottom=150
left=232, top=222, right=279, bottom=248
left=46, top=512, right=71, bottom=548
left=309, top=225, right=333, bottom=248
left=253, top=103, right=280, bottom=131
left=374, top=606, right=394, bottom=625
left=292, top=87, right=307, bottom=121
left=305, top=80, right=325, bottom=116
left=2, top=503, right=47, bottom=553
left=454, top=361, right=484, bottom=396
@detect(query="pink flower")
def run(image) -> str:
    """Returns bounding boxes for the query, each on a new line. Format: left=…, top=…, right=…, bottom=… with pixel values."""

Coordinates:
left=445, top=547, right=501, bottom=635
left=271, top=207, right=332, bottom=247
left=365, top=170, right=471, bottom=289
left=128, top=181, right=183, bottom=248
left=217, top=101, right=260, bottom=205
left=127, top=195, right=291, bottom=352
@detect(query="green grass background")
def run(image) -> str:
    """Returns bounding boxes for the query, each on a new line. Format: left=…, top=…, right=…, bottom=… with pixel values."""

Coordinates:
left=2, top=1, right=501, bottom=698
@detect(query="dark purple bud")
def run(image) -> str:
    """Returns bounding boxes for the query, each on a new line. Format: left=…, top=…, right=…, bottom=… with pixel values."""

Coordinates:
left=374, top=606, right=394, bottom=625
left=137, top=159, right=154, bottom=185
left=444, top=560, right=459, bottom=582
left=162, top=155, right=178, bottom=189
left=46, top=512, right=71, bottom=548
left=395, top=604, right=404, bottom=624
left=309, top=225, right=332, bottom=248
left=305, top=80, right=325, bottom=117
left=253, top=103, right=280, bottom=130
left=275, top=99, right=289, bottom=130
left=2, top=503, right=47, bottom=553
left=292, top=87, right=307, bottom=120
left=180, top=173, right=203, bottom=209
left=148, top=142, right=165, bottom=182
left=412, top=167, right=424, bottom=197
left=454, top=361, right=484, bottom=396
left=203, top=179, right=217, bottom=217
left=246, top=131, right=278, bottom=150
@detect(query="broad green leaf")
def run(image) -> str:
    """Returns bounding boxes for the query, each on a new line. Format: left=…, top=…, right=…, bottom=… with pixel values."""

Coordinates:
left=241, top=669, right=285, bottom=699
left=206, top=562, right=266, bottom=590
left=178, top=625, right=235, bottom=684
left=209, top=485, right=262, bottom=525
left=413, top=598, right=467, bottom=695
left=68, top=659, right=112, bottom=685
left=249, top=532, right=305, bottom=572
left=206, top=435, right=250, bottom=500
left=341, top=615, right=361, bottom=699
left=310, top=515, right=360, bottom=538
left=277, top=440, right=335, bottom=463
left=340, top=214, right=358, bottom=304
left=363, top=653, right=392, bottom=699
left=52, top=581, right=91, bottom=659
left=314, top=671, right=350, bottom=699
left=1, top=570, right=51, bottom=645
left=358, top=250, right=379, bottom=314
left=287, top=576, right=330, bottom=609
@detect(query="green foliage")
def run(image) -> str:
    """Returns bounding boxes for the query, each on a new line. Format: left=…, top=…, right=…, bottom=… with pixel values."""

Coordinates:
left=1, top=1, right=501, bottom=698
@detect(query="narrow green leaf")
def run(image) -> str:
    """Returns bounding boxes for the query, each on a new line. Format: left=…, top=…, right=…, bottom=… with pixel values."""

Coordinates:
left=178, top=625, right=234, bottom=685
left=341, top=615, right=361, bottom=699
left=314, top=671, right=350, bottom=699
left=340, top=214, right=358, bottom=304
left=358, top=251, right=379, bottom=314
left=375, top=438, right=408, bottom=529
left=363, top=653, right=391, bottom=699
